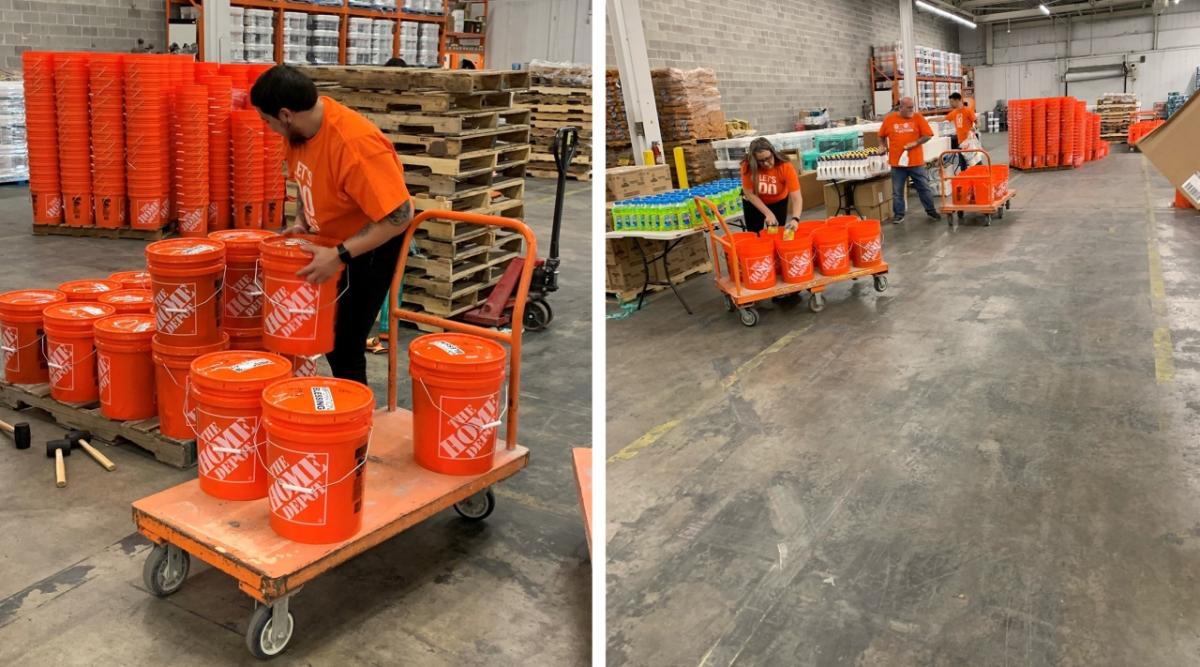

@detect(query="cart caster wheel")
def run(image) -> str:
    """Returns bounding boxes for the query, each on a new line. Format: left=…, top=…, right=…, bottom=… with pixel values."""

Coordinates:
left=524, top=300, right=552, bottom=332
left=454, top=488, right=496, bottom=521
left=247, top=604, right=294, bottom=660
left=1005, top=199, right=1011, bottom=210
left=809, top=294, right=826, bottom=313
left=998, top=207, right=1005, bottom=219
left=722, top=294, right=734, bottom=312
left=142, top=545, right=190, bottom=598
left=984, top=214, right=993, bottom=227
left=946, top=215, right=954, bottom=228
left=956, top=211, right=964, bottom=221
left=738, top=308, right=760, bottom=327
left=873, top=275, right=888, bottom=292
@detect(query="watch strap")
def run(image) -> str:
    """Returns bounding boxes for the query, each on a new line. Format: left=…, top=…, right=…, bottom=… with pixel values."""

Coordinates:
left=336, top=243, right=352, bottom=265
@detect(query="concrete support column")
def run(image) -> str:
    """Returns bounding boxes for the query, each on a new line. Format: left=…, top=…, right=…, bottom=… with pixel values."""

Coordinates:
left=608, top=0, right=663, bottom=165
left=899, top=0, right=918, bottom=100
left=203, top=0, right=233, bottom=63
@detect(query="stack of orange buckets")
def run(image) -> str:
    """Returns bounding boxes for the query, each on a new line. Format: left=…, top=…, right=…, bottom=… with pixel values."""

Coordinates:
left=125, top=55, right=171, bottom=230
left=55, top=53, right=92, bottom=227
left=231, top=110, right=265, bottom=229
left=176, top=85, right=210, bottom=237
left=90, top=54, right=126, bottom=228
left=263, top=131, right=287, bottom=228
left=22, top=52, right=61, bottom=225
left=1008, top=96, right=1107, bottom=170
left=206, top=76, right=234, bottom=232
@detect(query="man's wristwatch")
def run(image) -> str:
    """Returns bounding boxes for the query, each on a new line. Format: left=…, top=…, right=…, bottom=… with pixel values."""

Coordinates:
left=336, top=243, right=353, bottom=265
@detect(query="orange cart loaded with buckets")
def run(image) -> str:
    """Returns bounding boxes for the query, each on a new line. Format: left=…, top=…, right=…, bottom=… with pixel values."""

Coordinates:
left=696, top=197, right=890, bottom=327
left=130, top=211, right=536, bottom=659
left=937, top=148, right=1016, bottom=229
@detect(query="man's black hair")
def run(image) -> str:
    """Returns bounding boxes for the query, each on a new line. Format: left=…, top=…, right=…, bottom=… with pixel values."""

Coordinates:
left=949, top=92, right=962, bottom=101
left=250, top=65, right=318, bottom=118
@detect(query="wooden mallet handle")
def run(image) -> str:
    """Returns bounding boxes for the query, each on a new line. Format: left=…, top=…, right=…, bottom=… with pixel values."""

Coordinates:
left=55, top=449, right=66, bottom=488
left=76, top=439, right=116, bottom=472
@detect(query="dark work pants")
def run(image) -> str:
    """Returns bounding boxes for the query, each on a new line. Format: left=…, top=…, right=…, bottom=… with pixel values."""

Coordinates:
left=325, top=234, right=405, bottom=385
left=742, top=198, right=789, bottom=234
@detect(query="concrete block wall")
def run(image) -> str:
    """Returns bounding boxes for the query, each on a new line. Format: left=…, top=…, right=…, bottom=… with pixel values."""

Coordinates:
left=608, top=0, right=960, bottom=133
left=0, top=0, right=166, bottom=70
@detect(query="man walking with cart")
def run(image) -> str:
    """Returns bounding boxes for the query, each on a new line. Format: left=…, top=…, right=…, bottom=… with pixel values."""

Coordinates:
left=250, top=65, right=414, bottom=385
left=879, top=96, right=940, bottom=224
left=946, top=92, right=977, bottom=172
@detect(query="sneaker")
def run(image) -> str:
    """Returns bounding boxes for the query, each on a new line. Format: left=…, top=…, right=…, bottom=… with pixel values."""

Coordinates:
left=891, top=214, right=905, bottom=225
left=926, top=210, right=941, bottom=221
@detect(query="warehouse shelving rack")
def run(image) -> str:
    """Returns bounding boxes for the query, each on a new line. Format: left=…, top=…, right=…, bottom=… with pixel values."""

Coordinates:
left=869, top=53, right=966, bottom=116
left=443, top=0, right=487, bottom=68
left=166, top=0, right=451, bottom=66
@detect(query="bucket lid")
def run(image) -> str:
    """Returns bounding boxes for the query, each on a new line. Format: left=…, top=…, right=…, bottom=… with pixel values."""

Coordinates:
left=108, top=270, right=152, bottom=286
left=261, top=377, right=375, bottom=426
left=209, top=228, right=278, bottom=253
left=152, top=331, right=231, bottom=358
left=191, top=351, right=292, bottom=392
left=94, top=314, right=156, bottom=339
left=99, top=289, right=153, bottom=307
left=259, top=234, right=331, bottom=260
left=145, top=238, right=225, bottom=265
left=43, top=302, right=117, bottom=323
left=408, top=333, right=507, bottom=373
left=813, top=226, right=849, bottom=243
left=58, top=279, right=122, bottom=297
left=848, top=219, right=881, bottom=238
left=0, top=289, right=67, bottom=313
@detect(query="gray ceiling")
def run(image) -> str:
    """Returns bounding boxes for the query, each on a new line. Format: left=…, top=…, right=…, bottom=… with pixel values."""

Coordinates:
left=929, top=0, right=1169, bottom=24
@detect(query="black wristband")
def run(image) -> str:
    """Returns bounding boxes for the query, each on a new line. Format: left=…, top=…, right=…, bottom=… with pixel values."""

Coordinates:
left=336, top=243, right=353, bottom=265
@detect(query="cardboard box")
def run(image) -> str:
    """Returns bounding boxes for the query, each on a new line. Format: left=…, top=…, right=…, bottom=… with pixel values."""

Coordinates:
left=799, top=170, right=824, bottom=211
left=605, top=165, right=674, bottom=202
left=862, top=130, right=882, bottom=149
left=1138, top=92, right=1200, bottom=208
left=823, top=174, right=893, bottom=217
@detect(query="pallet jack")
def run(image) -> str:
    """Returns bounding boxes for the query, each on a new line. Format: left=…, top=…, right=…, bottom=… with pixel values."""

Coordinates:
left=464, top=126, right=579, bottom=331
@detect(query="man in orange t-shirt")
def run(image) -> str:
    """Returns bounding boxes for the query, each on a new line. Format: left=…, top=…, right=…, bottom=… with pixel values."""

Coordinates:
left=251, top=65, right=413, bottom=385
left=879, top=96, right=939, bottom=223
left=946, top=92, right=977, bottom=171
left=739, top=137, right=804, bottom=233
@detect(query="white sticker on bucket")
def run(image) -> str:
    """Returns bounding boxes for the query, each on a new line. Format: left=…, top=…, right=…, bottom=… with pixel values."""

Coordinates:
left=311, top=386, right=335, bottom=411
left=230, top=358, right=273, bottom=373
left=431, top=340, right=465, bottom=356
left=1183, top=172, right=1200, bottom=205
left=80, top=306, right=106, bottom=316
left=132, top=322, right=154, bottom=333
left=179, top=243, right=217, bottom=255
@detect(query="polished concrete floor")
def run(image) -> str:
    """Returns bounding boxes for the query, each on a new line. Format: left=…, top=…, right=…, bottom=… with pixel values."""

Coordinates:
left=607, top=134, right=1200, bottom=665
left=0, top=177, right=591, bottom=665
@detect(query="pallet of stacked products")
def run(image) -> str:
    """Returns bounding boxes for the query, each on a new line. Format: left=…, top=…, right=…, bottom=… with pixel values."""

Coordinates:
left=606, top=69, right=634, bottom=167
left=518, top=60, right=591, bottom=181
left=0, top=72, right=27, bottom=185
left=652, top=67, right=726, bottom=190
left=1096, top=93, right=1138, bottom=141
left=301, top=65, right=532, bottom=328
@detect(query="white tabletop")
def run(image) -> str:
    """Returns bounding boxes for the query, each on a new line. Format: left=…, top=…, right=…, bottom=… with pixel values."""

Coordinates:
left=605, top=227, right=706, bottom=241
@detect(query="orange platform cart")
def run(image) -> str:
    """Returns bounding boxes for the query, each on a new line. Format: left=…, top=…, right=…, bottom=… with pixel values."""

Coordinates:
left=131, top=211, right=536, bottom=659
left=937, top=148, right=1017, bottom=229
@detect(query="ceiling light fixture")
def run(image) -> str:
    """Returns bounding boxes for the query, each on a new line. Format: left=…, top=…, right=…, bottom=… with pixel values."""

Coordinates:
left=914, top=0, right=978, bottom=29
left=1039, top=3, right=1052, bottom=15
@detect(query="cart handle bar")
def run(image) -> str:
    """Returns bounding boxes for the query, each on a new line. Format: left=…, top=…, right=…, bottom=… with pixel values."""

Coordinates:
left=387, top=209, right=539, bottom=452
left=937, top=148, right=996, bottom=211
left=693, top=196, right=746, bottom=289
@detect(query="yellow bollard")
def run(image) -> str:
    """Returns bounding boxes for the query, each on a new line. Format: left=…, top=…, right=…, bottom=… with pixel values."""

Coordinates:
left=673, top=146, right=689, bottom=189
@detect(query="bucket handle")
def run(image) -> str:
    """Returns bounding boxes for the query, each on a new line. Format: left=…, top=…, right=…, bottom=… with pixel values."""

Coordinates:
left=255, top=256, right=352, bottom=316
left=42, top=336, right=99, bottom=373
left=415, top=374, right=509, bottom=433
left=271, top=427, right=375, bottom=497
left=146, top=261, right=228, bottom=320
left=2, top=332, right=46, bottom=355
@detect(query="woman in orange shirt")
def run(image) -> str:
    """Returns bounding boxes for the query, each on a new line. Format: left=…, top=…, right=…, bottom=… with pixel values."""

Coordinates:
left=739, top=138, right=804, bottom=234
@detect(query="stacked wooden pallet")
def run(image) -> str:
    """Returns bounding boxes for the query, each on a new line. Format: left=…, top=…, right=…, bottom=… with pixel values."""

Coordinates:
left=301, top=66, right=531, bottom=325
left=606, top=69, right=633, bottom=166
left=1096, top=92, right=1138, bottom=140
left=519, top=62, right=591, bottom=181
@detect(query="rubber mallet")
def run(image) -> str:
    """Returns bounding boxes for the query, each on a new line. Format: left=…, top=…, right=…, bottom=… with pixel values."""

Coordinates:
left=46, top=439, right=71, bottom=488
left=64, top=430, right=116, bottom=472
left=0, top=418, right=30, bottom=450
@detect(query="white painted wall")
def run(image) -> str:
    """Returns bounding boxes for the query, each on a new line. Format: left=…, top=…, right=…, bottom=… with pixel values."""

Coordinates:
left=486, top=0, right=591, bottom=69
left=960, top=7, right=1200, bottom=112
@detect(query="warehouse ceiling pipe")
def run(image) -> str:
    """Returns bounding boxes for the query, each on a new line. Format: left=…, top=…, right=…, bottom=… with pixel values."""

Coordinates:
left=914, top=0, right=978, bottom=28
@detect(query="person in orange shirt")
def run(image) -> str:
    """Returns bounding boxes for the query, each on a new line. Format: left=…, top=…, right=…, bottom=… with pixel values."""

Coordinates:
left=250, top=65, right=414, bottom=385
left=946, top=92, right=977, bottom=172
left=739, top=137, right=804, bottom=233
left=879, top=96, right=940, bottom=224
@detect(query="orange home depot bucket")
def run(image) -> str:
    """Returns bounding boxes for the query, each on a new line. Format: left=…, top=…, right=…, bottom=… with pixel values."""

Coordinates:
left=145, top=238, right=226, bottom=346
left=736, top=238, right=777, bottom=290
left=226, top=327, right=264, bottom=351
left=94, top=314, right=157, bottom=421
left=409, top=333, right=507, bottom=476
left=813, top=226, right=850, bottom=276
left=285, top=354, right=320, bottom=377
left=209, top=229, right=277, bottom=331
left=263, top=377, right=374, bottom=544
left=0, top=289, right=67, bottom=384
left=260, top=236, right=343, bottom=356
left=848, top=219, right=884, bottom=269
left=191, top=351, right=292, bottom=501
left=152, top=332, right=230, bottom=440
left=98, top=289, right=154, bottom=314
left=775, top=235, right=814, bottom=284
left=58, top=279, right=122, bottom=303
left=108, top=270, right=152, bottom=290
left=826, top=216, right=858, bottom=230
left=30, top=191, right=64, bottom=225
left=42, top=302, right=116, bottom=404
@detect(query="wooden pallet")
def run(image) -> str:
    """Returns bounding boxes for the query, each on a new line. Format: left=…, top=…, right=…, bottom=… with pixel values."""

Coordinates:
left=529, top=152, right=591, bottom=165
left=528, top=167, right=591, bottom=181
left=406, top=234, right=521, bottom=280
left=400, top=150, right=499, bottom=177
left=525, top=85, right=590, bottom=98
left=367, top=110, right=499, bottom=136
left=525, top=103, right=590, bottom=114
left=388, top=130, right=500, bottom=157
left=332, top=89, right=515, bottom=113
left=413, top=224, right=494, bottom=258
left=605, top=262, right=712, bottom=303
left=304, top=67, right=529, bottom=93
left=0, top=381, right=195, bottom=468
left=405, top=169, right=495, bottom=197
left=31, top=222, right=176, bottom=241
left=500, top=108, right=532, bottom=127
left=411, top=178, right=525, bottom=214
left=401, top=286, right=485, bottom=317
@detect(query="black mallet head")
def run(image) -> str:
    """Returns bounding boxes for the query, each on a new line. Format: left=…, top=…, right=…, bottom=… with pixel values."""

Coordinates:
left=64, top=429, right=91, bottom=447
left=46, top=439, right=71, bottom=458
left=13, top=423, right=29, bottom=450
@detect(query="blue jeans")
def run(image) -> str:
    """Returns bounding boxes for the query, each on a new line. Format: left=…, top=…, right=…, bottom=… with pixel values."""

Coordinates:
left=891, top=166, right=938, bottom=219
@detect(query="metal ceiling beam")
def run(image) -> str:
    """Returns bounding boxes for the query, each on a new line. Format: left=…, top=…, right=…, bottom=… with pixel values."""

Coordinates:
left=922, top=0, right=976, bottom=19
left=974, top=0, right=1154, bottom=23
left=959, top=0, right=1029, bottom=9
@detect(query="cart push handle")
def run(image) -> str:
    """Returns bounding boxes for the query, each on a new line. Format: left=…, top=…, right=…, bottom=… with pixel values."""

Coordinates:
left=387, top=209, right=539, bottom=452
left=694, top=195, right=746, bottom=288
left=937, top=148, right=996, bottom=209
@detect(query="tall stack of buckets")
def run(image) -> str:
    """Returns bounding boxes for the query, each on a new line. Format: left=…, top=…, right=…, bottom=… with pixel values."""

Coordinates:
left=0, top=234, right=510, bottom=545
left=20, top=51, right=286, bottom=235
left=722, top=216, right=884, bottom=290
left=1008, top=96, right=1109, bottom=170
